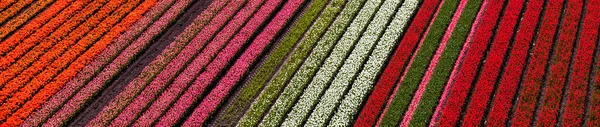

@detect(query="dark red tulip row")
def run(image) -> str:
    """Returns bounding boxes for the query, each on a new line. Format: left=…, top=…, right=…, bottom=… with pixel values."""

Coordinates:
left=484, top=0, right=544, bottom=126
left=511, top=0, right=565, bottom=126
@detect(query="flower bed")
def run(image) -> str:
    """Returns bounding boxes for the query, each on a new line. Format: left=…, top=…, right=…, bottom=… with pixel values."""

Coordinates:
left=354, top=0, right=440, bottom=125
left=237, top=0, right=364, bottom=126
left=484, top=0, right=544, bottom=125
left=537, top=1, right=583, bottom=126
left=330, top=0, right=420, bottom=126
left=0, top=0, right=56, bottom=40
left=0, top=0, right=135, bottom=122
left=213, top=0, right=329, bottom=125
left=20, top=0, right=186, bottom=126
left=461, top=0, right=525, bottom=126
left=182, top=0, right=306, bottom=125
left=563, top=2, right=600, bottom=126
left=0, top=0, right=89, bottom=58
left=0, top=0, right=121, bottom=105
left=510, top=0, right=565, bottom=126
left=0, top=1, right=157, bottom=126
left=300, top=0, right=403, bottom=126
left=436, top=0, right=505, bottom=126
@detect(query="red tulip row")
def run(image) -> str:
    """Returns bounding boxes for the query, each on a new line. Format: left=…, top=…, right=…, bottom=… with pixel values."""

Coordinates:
left=436, top=0, right=506, bottom=126
left=0, top=0, right=90, bottom=61
left=0, top=0, right=133, bottom=122
left=150, top=0, right=283, bottom=125
left=511, top=0, right=565, bottom=126
left=460, top=0, right=525, bottom=126
left=537, top=0, right=583, bottom=126
left=354, top=0, right=441, bottom=126
left=20, top=0, right=185, bottom=126
left=563, top=1, right=600, bottom=126
left=484, top=0, right=544, bottom=126
left=592, top=37, right=600, bottom=127
left=0, top=1, right=157, bottom=126
left=0, top=0, right=34, bottom=26
left=86, top=0, right=249, bottom=126
left=183, top=0, right=305, bottom=125
left=0, top=0, right=119, bottom=104
left=0, top=0, right=55, bottom=40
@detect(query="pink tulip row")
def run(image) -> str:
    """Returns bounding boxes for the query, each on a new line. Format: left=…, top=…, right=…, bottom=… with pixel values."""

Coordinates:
left=86, top=0, right=244, bottom=126
left=100, top=0, right=235, bottom=126
left=183, top=0, right=306, bottom=125
left=125, top=0, right=270, bottom=126
left=20, top=0, right=195, bottom=126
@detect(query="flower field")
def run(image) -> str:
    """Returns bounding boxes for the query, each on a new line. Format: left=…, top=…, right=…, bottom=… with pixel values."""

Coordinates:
left=1, top=0, right=599, bottom=126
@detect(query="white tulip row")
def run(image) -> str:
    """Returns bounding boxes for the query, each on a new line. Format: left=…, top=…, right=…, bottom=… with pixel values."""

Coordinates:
left=281, top=0, right=388, bottom=125
left=330, top=0, right=420, bottom=126
left=255, top=0, right=367, bottom=126
left=292, top=0, right=403, bottom=126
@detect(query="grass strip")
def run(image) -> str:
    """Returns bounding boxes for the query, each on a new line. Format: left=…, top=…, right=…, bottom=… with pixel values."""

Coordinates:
left=401, top=0, right=479, bottom=126
left=378, top=0, right=460, bottom=126
left=354, top=0, right=442, bottom=126
left=213, top=0, right=328, bottom=125
left=235, top=0, right=359, bottom=126
left=434, top=0, right=506, bottom=126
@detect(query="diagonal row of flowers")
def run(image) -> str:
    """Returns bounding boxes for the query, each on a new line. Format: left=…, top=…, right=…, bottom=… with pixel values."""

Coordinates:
left=21, top=0, right=202, bottom=126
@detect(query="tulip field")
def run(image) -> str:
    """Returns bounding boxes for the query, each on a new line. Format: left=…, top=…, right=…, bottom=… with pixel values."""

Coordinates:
left=1, top=0, right=600, bottom=126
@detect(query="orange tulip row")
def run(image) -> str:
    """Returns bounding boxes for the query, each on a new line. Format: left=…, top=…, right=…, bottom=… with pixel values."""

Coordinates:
left=0, top=0, right=104, bottom=78
left=0, top=0, right=17, bottom=12
left=0, top=0, right=87, bottom=57
left=0, top=0, right=55, bottom=40
left=0, top=0, right=122, bottom=106
left=0, top=1, right=157, bottom=126
left=0, top=0, right=131, bottom=116
left=0, top=0, right=34, bottom=25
